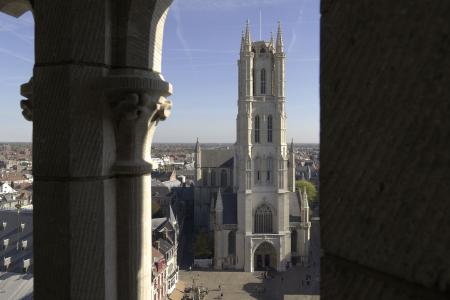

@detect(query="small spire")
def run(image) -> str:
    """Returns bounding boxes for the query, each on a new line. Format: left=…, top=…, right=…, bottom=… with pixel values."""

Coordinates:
left=240, top=30, right=245, bottom=52
left=169, top=205, right=177, bottom=225
left=269, top=31, right=274, bottom=48
left=276, top=21, right=284, bottom=53
left=290, top=139, right=294, bottom=152
left=195, top=137, right=200, bottom=152
left=215, top=188, right=223, bottom=211
left=244, top=20, right=252, bottom=51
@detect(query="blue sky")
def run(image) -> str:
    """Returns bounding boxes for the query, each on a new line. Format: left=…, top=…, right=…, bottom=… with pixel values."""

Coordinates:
left=0, top=0, right=320, bottom=143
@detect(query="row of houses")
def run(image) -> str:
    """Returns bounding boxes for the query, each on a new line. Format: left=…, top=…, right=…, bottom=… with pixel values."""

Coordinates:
left=0, top=204, right=181, bottom=300
left=152, top=207, right=180, bottom=300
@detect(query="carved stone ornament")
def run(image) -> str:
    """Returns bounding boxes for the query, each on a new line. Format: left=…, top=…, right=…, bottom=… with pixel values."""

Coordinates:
left=20, top=77, right=33, bottom=121
left=97, top=70, right=172, bottom=175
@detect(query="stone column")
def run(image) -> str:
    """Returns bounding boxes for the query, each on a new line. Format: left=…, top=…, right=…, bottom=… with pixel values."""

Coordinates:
left=100, top=73, right=172, bottom=299
left=3, top=0, right=173, bottom=299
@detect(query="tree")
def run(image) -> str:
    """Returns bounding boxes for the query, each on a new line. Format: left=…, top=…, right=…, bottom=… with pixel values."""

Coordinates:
left=295, top=180, right=317, bottom=203
left=193, top=231, right=212, bottom=259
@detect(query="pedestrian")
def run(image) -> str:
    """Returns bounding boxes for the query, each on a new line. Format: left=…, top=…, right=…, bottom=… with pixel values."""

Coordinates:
left=221, top=292, right=223, bottom=298
left=219, top=284, right=221, bottom=290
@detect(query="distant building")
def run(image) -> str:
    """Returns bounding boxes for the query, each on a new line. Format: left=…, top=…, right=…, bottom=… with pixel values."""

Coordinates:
left=152, top=207, right=179, bottom=297
left=0, top=207, right=33, bottom=274
left=0, top=182, right=16, bottom=194
left=193, top=22, right=310, bottom=272
left=151, top=247, right=167, bottom=300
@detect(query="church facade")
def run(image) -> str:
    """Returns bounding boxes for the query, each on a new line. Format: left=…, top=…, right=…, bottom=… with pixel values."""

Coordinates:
left=194, top=22, right=310, bottom=272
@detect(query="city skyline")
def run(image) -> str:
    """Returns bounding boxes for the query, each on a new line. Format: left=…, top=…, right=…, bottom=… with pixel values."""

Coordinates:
left=0, top=0, right=320, bottom=143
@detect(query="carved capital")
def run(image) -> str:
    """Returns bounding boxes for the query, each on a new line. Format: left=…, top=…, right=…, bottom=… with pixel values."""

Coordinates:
left=20, top=77, right=33, bottom=122
left=98, top=70, right=172, bottom=175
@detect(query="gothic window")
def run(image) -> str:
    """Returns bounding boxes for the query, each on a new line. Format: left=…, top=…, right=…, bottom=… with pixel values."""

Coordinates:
left=211, top=170, right=216, bottom=187
left=202, top=169, right=208, bottom=186
left=291, top=230, right=298, bottom=252
left=254, top=205, right=273, bottom=233
left=221, top=169, right=227, bottom=187
left=261, top=69, right=266, bottom=94
left=267, top=115, right=273, bottom=143
left=255, top=115, right=260, bottom=143
left=254, top=157, right=261, bottom=184
left=228, top=231, right=236, bottom=256
left=267, top=157, right=273, bottom=183
left=260, top=47, right=266, bottom=53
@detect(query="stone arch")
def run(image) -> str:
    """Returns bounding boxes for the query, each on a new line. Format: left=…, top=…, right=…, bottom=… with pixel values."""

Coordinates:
left=253, top=241, right=277, bottom=271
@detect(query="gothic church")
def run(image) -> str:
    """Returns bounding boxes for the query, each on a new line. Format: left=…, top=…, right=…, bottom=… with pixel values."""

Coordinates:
left=194, top=22, right=310, bottom=272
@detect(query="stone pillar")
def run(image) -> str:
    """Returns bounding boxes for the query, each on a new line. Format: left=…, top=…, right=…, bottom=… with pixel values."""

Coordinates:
left=3, top=0, right=173, bottom=299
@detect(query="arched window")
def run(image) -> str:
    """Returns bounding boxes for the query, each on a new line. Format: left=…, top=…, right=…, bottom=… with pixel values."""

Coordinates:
left=261, top=69, right=266, bottom=94
left=254, top=205, right=273, bottom=233
left=228, top=231, right=236, bottom=256
left=260, top=47, right=266, bottom=53
left=221, top=169, right=228, bottom=187
left=202, top=169, right=208, bottom=186
left=211, top=170, right=216, bottom=187
left=291, top=230, right=298, bottom=252
left=254, top=157, right=261, bottom=184
left=254, top=115, right=260, bottom=143
left=266, top=157, right=273, bottom=183
left=267, top=115, right=273, bottom=143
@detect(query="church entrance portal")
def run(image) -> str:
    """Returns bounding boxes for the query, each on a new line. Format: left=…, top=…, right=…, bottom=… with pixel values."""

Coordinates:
left=254, top=242, right=277, bottom=271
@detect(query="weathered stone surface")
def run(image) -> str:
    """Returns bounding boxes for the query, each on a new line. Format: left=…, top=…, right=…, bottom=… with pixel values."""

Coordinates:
left=33, top=179, right=116, bottom=299
left=29, top=1, right=173, bottom=299
left=33, top=65, right=116, bottom=178
left=321, top=0, right=450, bottom=298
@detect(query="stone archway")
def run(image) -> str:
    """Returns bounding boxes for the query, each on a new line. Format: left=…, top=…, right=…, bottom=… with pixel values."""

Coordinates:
left=253, top=241, right=277, bottom=271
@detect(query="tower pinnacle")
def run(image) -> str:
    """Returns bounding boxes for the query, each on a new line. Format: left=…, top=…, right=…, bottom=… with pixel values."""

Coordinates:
left=269, top=31, right=274, bottom=48
left=215, top=188, right=223, bottom=211
left=244, top=20, right=252, bottom=51
left=276, top=21, right=284, bottom=53
left=195, top=137, right=200, bottom=152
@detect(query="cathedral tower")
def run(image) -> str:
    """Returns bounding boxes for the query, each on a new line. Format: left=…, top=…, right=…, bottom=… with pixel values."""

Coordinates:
left=233, top=21, right=296, bottom=272
left=212, top=21, right=309, bottom=272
